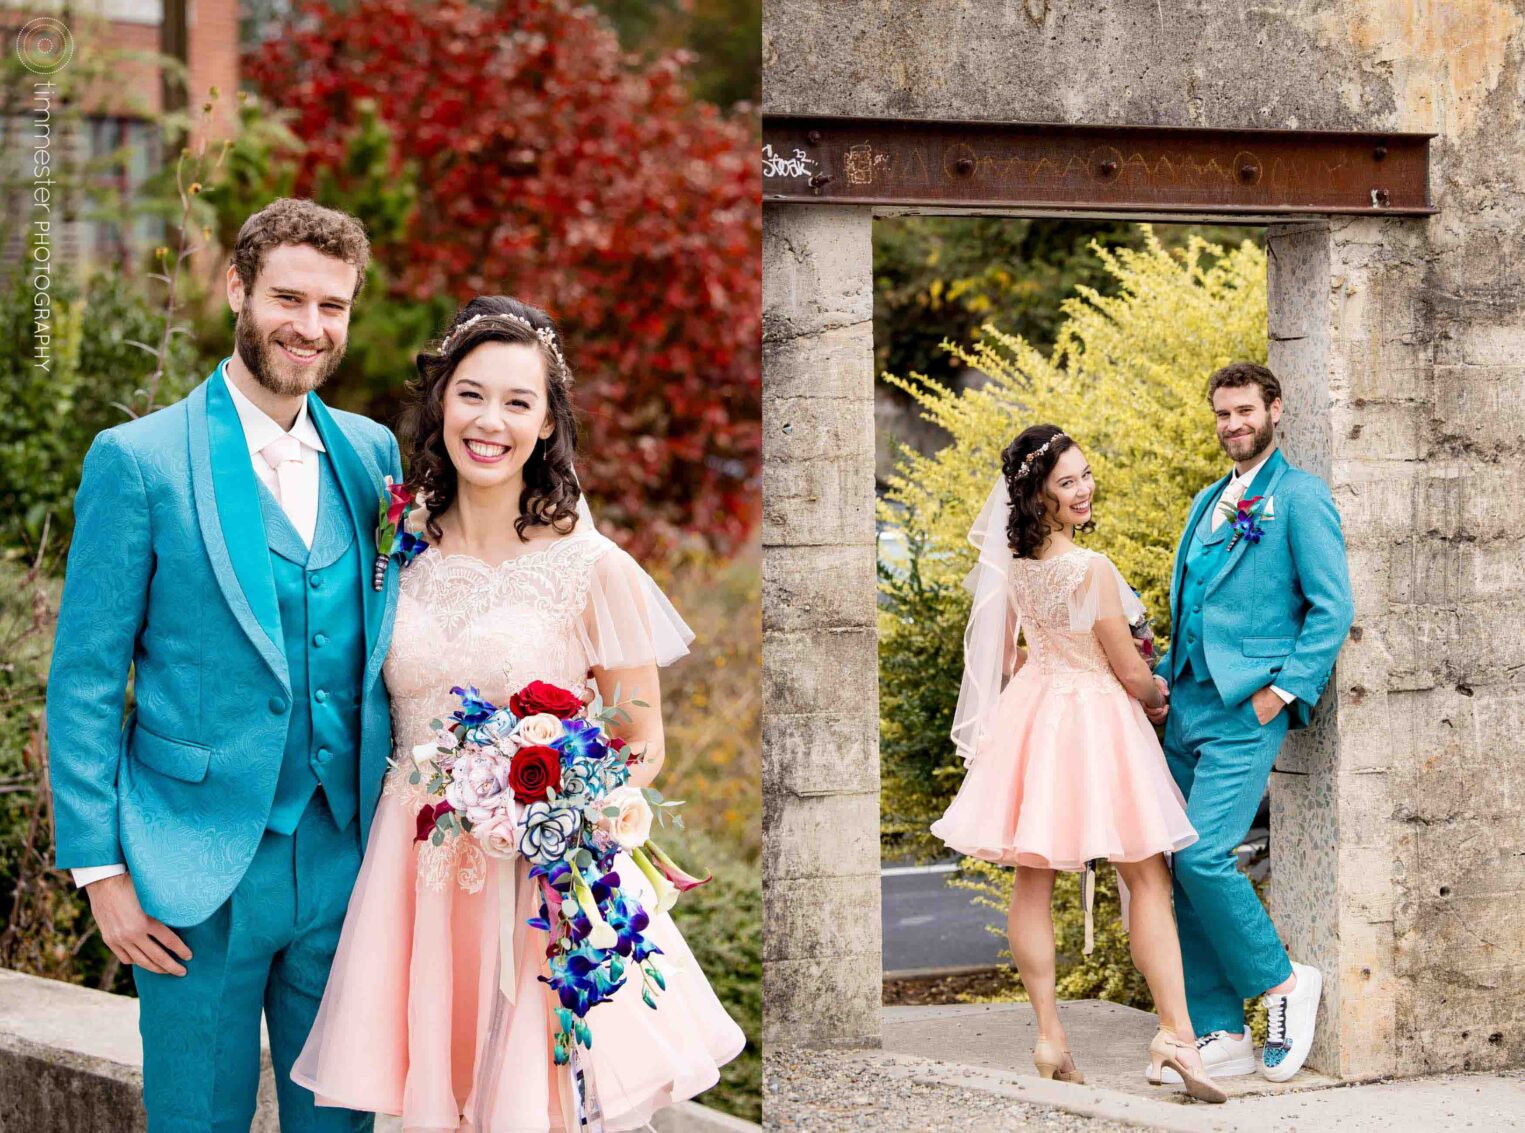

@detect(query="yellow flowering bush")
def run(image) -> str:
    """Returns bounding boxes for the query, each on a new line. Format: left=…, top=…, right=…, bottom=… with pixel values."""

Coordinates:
left=879, top=228, right=1267, bottom=856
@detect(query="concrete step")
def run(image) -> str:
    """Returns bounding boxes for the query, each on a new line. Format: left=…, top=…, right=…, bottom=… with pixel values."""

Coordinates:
left=0, top=967, right=755, bottom=1132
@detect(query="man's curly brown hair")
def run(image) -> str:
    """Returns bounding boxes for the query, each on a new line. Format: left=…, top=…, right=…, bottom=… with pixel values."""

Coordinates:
left=232, top=198, right=371, bottom=299
left=1206, top=361, right=1281, bottom=408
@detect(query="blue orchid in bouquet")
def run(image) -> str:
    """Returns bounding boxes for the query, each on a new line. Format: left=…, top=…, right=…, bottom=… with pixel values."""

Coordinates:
left=447, top=685, right=501, bottom=731
left=410, top=681, right=712, bottom=1066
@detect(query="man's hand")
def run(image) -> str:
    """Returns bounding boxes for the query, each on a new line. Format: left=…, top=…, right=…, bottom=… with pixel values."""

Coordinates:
left=1251, top=685, right=1286, bottom=726
left=85, top=872, right=192, bottom=977
left=1144, top=675, right=1170, bottom=725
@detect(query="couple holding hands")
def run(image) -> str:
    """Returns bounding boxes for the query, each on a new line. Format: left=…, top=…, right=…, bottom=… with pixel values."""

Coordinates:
left=932, top=363, right=1354, bottom=1101
left=47, top=198, right=743, bottom=1132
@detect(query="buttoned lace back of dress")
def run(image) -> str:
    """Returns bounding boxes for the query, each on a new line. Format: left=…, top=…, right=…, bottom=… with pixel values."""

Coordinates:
left=1011, top=549, right=1115, bottom=679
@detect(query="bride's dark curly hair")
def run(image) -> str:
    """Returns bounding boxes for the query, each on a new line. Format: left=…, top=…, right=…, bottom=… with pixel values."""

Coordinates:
left=1002, top=424, right=1095, bottom=559
left=401, top=296, right=581, bottom=543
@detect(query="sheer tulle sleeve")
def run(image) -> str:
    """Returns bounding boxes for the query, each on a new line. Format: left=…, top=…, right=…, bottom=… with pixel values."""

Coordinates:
left=577, top=539, right=695, bottom=669
left=1067, top=553, right=1147, bottom=633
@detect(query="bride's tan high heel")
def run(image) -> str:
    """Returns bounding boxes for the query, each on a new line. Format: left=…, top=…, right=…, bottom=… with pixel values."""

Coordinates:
left=1147, top=1029, right=1227, bottom=1103
left=1033, top=1036, right=1085, bottom=1084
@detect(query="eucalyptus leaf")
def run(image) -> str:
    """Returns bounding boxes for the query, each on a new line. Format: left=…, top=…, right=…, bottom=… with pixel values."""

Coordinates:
left=431, top=829, right=444, bottom=846
left=409, top=770, right=422, bottom=785
left=631, top=699, right=649, bottom=708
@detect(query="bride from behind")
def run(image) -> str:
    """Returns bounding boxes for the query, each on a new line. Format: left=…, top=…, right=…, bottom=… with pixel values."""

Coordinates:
left=929, top=424, right=1223, bottom=1104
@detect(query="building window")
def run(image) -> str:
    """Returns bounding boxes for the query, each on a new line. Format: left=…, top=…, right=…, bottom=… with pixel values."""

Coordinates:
left=86, top=116, right=163, bottom=269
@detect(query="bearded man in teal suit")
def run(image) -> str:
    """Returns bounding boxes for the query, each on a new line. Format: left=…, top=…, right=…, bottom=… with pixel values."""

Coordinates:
left=1147, top=363, right=1353, bottom=1087
left=47, top=199, right=402, bottom=1132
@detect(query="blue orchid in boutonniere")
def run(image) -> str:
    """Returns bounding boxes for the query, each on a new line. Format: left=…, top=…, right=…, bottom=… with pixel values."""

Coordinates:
left=1219, top=494, right=1267, bottom=553
left=373, top=476, right=429, bottom=590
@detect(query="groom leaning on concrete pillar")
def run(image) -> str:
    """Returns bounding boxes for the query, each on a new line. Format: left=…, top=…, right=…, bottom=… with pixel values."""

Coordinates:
left=1146, top=361, right=1354, bottom=1087
left=46, top=198, right=402, bottom=1132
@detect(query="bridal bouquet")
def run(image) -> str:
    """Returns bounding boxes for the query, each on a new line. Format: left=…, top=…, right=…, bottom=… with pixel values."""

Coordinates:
left=408, top=680, right=710, bottom=1066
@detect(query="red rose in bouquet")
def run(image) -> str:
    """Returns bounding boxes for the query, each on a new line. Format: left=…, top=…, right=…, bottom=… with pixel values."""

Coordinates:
left=510, top=680, right=584, bottom=720
left=510, top=745, right=562, bottom=803
left=414, top=799, right=454, bottom=843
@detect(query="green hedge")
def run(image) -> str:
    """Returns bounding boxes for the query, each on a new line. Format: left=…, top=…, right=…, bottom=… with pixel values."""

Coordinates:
left=663, top=825, right=761, bottom=1124
left=0, top=268, right=198, bottom=555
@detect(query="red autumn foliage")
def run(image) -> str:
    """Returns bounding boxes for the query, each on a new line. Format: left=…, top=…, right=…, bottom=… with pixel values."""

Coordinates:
left=246, top=0, right=761, bottom=559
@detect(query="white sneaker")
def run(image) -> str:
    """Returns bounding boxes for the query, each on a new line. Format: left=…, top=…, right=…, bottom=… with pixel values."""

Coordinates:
left=1144, top=1028, right=1255, bottom=1085
left=1261, top=961, right=1323, bottom=1081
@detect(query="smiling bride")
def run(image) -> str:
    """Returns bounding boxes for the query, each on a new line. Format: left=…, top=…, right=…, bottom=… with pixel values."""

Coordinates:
left=291, top=296, right=745, bottom=1132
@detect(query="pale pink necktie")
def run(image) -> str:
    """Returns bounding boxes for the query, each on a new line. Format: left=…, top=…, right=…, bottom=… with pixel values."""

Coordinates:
left=1212, top=476, right=1247, bottom=532
left=259, top=434, right=305, bottom=515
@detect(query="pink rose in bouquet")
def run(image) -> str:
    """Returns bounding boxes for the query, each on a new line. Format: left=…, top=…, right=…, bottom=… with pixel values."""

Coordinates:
left=444, top=751, right=514, bottom=825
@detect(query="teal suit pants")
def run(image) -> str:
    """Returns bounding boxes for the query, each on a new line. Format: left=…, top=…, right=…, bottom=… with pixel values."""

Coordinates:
left=132, top=791, right=372, bottom=1133
left=1162, top=661, right=1294, bottom=1036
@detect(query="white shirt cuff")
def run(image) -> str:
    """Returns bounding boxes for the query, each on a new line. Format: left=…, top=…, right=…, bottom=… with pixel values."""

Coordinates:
left=1270, top=684, right=1296, bottom=705
left=72, top=864, right=127, bottom=887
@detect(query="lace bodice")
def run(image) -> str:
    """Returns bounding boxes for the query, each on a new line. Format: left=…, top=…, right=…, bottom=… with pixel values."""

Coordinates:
left=1011, top=548, right=1118, bottom=682
left=384, top=533, right=603, bottom=753
left=384, top=526, right=692, bottom=756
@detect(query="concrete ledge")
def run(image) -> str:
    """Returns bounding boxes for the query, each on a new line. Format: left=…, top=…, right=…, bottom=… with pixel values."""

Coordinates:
left=0, top=968, right=756, bottom=1133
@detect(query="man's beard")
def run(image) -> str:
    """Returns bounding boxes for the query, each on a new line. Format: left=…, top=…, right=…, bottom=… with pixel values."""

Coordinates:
left=234, top=302, right=345, bottom=397
left=1219, top=416, right=1275, bottom=464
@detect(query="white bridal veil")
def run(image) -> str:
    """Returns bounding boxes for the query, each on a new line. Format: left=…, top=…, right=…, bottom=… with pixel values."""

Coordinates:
left=949, top=478, right=1020, bottom=768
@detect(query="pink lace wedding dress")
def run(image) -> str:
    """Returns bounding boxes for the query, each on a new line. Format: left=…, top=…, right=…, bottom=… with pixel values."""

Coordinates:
left=931, top=548, right=1197, bottom=870
left=292, top=525, right=745, bottom=1132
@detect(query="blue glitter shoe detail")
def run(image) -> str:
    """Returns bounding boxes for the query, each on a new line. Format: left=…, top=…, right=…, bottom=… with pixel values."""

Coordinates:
left=1262, top=1043, right=1290, bottom=1068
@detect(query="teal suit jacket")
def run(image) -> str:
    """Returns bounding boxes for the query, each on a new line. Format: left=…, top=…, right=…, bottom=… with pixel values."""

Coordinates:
left=46, top=364, right=403, bottom=926
left=1156, top=449, right=1354, bottom=729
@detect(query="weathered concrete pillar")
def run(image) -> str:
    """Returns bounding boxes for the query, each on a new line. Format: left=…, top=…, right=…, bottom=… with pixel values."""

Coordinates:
left=1269, top=206, right=1525, bottom=1078
left=761, top=204, right=882, bottom=1048
left=1266, top=219, right=1377, bottom=1079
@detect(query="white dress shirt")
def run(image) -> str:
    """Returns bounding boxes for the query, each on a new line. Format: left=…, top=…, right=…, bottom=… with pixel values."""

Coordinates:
left=72, top=366, right=325, bottom=888
left=1202, top=449, right=1294, bottom=707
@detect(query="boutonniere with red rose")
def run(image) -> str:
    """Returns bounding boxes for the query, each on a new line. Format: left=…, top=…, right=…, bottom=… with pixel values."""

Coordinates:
left=373, top=476, right=429, bottom=590
left=1217, top=493, right=1268, bottom=552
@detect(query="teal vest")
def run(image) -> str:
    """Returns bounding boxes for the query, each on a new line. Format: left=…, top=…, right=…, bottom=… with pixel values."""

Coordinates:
left=259, top=452, right=366, bottom=835
left=1177, top=492, right=1228, bottom=680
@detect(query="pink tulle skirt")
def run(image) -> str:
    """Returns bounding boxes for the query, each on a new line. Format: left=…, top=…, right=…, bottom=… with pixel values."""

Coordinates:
left=931, top=670, right=1197, bottom=870
left=291, top=776, right=746, bottom=1132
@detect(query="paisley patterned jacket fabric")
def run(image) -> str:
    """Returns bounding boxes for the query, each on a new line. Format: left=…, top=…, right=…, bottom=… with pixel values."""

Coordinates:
left=46, top=363, right=403, bottom=927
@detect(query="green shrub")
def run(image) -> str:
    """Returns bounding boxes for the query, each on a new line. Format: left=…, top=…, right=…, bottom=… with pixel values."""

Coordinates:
left=663, top=824, right=761, bottom=1124
left=882, top=229, right=1270, bottom=1019
left=879, top=230, right=1268, bottom=851
left=0, top=268, right=199, bottom=555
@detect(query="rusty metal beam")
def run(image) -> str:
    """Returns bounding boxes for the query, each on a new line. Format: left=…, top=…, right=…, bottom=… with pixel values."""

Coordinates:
left=763, top=115, right=1435, bottom=217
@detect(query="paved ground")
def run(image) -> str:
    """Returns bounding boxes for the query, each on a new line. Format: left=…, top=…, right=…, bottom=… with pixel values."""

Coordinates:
left=881, top=1001, right=1338, bottom=1102
left=765, top=1047, right=1141, bottom=1133
left=881, top=863, right=1006, bottom=973
left=765, top=1001, right=1525, bottom=1131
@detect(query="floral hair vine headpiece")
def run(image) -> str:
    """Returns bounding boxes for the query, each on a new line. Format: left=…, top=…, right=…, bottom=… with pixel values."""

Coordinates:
left=1015, top=433, right=1068, bottom=479
left=439, top=312, right=571, bottom=383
